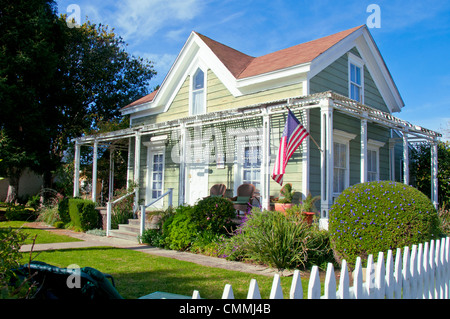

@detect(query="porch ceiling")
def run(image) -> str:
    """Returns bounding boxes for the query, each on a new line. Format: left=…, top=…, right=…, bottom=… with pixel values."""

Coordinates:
left=73, top=91, right=442, bottom=147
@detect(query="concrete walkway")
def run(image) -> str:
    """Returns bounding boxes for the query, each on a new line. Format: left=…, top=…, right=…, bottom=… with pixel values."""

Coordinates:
left=20, top=222, right=293, bottom=277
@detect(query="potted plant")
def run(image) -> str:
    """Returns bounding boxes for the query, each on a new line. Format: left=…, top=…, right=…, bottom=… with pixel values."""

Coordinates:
left=300, top=193, right=320, bottom=225
left=274, top=183, right=295, bottom=213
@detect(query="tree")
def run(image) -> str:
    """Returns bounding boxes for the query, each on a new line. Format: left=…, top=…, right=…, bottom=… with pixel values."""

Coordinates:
left=0, top=0, right=63, bottom=202
left=0, top=0, right=156, bottom=201
left=410, top=140, right=450, bottom=207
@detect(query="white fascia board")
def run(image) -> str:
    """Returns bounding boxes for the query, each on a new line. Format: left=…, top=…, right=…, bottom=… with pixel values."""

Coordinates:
left=236, top=63, right=310, bottom=94
left=121, top=32, right=200, bottom=117
left=360, top=30, right=404, bottom=113
left=308, top=26, right=404, bottom=114
left=308, top=28, right=363, bottom=79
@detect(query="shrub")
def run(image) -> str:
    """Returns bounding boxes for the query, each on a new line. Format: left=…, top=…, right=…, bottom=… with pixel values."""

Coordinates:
left=68, top=199, right=99, bottom=231
left=0, top=226, right=29, bottom=298
left=329, top=181, right=441, bottom=270
left=111, top=186, right=135, bottom=229
left=223, top=209, right=315, bottom=270
left=37, top=205, right=61, bottom=226
left=191, top=196, right=236, bottom=234
left=5, top=205, right=36, bottom=222
left=57, top=197, right=71, bottom=224
left=163, top=205, right=198, bottom=251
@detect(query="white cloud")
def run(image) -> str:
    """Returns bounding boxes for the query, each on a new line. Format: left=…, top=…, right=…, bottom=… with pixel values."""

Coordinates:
left=112, top=0, right=204, bottom=43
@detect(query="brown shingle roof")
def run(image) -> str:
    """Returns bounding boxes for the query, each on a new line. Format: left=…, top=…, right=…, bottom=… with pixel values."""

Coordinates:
left=237, top=25, right=364, bottom=79
left=122, top=25, right=364, bottom=110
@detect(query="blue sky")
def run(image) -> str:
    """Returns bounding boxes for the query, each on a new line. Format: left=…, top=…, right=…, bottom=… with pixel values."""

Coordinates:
left=55, top=0, right=450, bottom=140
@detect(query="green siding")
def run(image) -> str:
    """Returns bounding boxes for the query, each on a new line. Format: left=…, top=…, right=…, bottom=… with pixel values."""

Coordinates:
left=310, top=47, right=389, bottom=113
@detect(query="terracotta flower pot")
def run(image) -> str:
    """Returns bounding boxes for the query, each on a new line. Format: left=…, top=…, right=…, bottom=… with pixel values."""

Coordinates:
left=274, top=203, right=293, bottom=213
left=302, top=212, right=315, bottom=225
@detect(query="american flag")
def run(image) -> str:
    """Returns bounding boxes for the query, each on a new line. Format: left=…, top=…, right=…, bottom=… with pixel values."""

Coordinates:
left=272, top=110, right=309, bottom=185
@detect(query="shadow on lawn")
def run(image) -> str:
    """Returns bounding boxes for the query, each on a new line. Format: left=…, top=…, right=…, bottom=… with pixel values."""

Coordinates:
left=27, top=246, right=273, bottom=299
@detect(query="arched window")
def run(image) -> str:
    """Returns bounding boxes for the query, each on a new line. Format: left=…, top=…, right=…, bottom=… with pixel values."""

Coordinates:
left=191, top=68, right=205, bottom=115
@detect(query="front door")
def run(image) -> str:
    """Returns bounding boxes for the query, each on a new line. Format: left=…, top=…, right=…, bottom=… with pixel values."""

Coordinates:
left=186, top=164, right=208, bottom=205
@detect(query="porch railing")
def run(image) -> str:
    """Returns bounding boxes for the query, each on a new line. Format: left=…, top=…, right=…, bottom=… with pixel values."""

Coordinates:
left=106, top=189, right=137, bottom=237
left=139, top=188, right=173, bottom=237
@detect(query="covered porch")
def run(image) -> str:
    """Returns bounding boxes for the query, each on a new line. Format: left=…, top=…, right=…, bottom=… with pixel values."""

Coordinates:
left=72, top=91, right=442, bottom=232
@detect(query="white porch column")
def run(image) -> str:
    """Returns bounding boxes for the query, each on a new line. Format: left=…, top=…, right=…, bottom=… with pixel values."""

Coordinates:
left=403, top=130, right=409, bottom=185
left=134, top=131, right=141, bottom=209
left=389, top=132, right=396, bottom=181
left=108, top=147, right=115, bottom=202
left=360, top=117, right=368, bottom=183
left=73, top=141, right=81, bottom=198
left=320, top=99, right=333, bottom=229
left=302, top=109, right=310, bottom=199
left=91, top=140, right=98, bottom=203
left=178, top=123, right=187, bottom=205
left=431, top=141, right=439, bottom=210
left=261, top=109, right=271, bottom=210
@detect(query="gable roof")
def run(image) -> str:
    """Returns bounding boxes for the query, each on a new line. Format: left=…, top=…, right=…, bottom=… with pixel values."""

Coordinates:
left=121, top=25, right=403, bottom=114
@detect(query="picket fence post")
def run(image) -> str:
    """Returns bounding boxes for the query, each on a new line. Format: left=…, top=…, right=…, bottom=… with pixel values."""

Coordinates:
left=193, top=237, right=450, bottom=300
left=289, top=270, right=303, bottom=299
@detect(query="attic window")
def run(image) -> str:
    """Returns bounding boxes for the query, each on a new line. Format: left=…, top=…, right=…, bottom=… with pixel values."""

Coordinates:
left=191, top=68, right=206, bottom=115
left=348, top=53, right=364, bottom=103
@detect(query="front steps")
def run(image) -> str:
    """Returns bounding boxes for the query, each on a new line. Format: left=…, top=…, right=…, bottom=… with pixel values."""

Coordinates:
left=108, top=217, right=159, bottom=243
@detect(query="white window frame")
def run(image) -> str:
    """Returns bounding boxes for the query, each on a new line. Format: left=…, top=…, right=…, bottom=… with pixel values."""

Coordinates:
left=333, top=129, right=356, bottom=198
left=144, top=139, right=166, bottom=208
left=189, top=65, right=207, bottom=116
left=348, top=53, right=364, bottom=104
left=367, top=139, right=385, bottom=182
left=233, top=131, right=262, bottom=194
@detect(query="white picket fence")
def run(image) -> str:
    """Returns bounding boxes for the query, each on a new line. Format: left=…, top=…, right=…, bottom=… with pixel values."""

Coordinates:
left=191, top=237, right=450, bottom=299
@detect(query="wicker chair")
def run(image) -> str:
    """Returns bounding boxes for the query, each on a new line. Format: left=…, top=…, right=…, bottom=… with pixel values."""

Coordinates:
left=209, top=184, right=227, bottom=197
left=230, top=183, right=256, bottom=213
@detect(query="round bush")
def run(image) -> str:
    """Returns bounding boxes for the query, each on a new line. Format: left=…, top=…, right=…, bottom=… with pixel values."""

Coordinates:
left=329, top=181, right=440, bottom=269
left=191, top=196, right=236, bottom=234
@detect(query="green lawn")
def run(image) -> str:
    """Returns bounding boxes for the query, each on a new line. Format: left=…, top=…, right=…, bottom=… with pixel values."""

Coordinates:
left=3, top=220, right=309, bottom=299
left=23, top=247, right=305, bottom=299
left=0, top=221, right=82, bottom=244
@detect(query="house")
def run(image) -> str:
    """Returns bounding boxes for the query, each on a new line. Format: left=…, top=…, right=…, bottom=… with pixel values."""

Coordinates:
left=72, top=25, right=441, bottom=231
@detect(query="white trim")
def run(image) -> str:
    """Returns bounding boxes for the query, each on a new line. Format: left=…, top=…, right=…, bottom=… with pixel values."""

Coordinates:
left=333, top=129, right=357, bottom=198
left=189, top=65, right=207, bottom=116
left=143, top=140, right=166, bottom=208
left=348, top=52, right=365, bottom=104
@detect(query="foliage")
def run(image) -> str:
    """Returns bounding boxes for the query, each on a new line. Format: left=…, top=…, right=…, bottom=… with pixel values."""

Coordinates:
left=276, top=183, right=294, bottom=203
left=162, top=206, right=198, bottom=251
left=111, top=186, right=135, bottom=229
left=68, top=199, right=99, bottom=231
left=222, top=209, right=322, bottom=270
left=329, top=181, right=441, bottom=270
left=438, top=203, right=450, bottom=236
left=191, top=196, right=236, bottom=234
left=5, top=205, right=37, bottom=222
left=37, top=205, right=61, bottom=226
left=0, top=226, right=30, bottom=298
left=0, top=0, right=156, bottom=201
left=300, top=193, right=320, bottom=213
left=410, top=141, right=450, bottom=207
left=57, top=197, right=71, bottom=224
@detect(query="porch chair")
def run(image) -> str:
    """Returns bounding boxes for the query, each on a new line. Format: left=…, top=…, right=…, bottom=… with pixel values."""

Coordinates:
left=209, top=184, right=227, bottom=197
left=230, top=183, right=258, bottom=214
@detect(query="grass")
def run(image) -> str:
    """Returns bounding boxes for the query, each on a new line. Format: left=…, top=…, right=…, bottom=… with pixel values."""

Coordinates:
left=22, top=247, right=305, bottom=299
left=3, top=220, right=310, bottom=299
left=0, top=221, right=82, bottom=244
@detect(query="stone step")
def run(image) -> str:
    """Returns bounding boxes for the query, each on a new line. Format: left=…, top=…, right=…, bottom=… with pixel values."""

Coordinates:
left=108, top=229, right=140, bottom=242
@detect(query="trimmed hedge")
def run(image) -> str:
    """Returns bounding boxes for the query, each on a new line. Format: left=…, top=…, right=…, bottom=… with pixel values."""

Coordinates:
left=329, top=181, right=441, bottom=270
left=68, top=199, right=99, bottom=231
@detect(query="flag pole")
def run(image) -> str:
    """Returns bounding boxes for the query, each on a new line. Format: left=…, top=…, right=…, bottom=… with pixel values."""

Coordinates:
left=286, top=106, right=323, bottom=153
